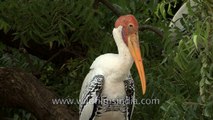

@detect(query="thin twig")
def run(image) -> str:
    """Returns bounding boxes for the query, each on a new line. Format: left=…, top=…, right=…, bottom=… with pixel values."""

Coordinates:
left=99, top=0, right=124, bottom=17
left=140, top=25, right=163, bottom=38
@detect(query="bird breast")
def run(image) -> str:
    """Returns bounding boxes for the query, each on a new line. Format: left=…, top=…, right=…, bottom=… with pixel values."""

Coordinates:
left=90, top=53, right=133, bottom=81
left=90, top=53, right=133, bottom=99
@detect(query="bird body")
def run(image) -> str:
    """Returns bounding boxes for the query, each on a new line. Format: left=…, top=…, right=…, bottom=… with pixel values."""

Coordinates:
left=169, top=0, right=197, bottom=30
left=79, top=15, right=146, bottom=120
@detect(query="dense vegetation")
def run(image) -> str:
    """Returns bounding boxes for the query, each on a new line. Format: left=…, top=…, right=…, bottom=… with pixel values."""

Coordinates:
left=0, top=0, right=212, bottom=119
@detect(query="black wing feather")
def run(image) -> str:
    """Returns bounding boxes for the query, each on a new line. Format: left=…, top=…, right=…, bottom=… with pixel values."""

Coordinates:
left=79, top=75, right=104, bottom=119
left=124, top=74, right=135, bottom=120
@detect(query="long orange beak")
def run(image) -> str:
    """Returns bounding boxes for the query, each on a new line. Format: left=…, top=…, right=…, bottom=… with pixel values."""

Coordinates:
left=128, top=33, right=146, bottom=95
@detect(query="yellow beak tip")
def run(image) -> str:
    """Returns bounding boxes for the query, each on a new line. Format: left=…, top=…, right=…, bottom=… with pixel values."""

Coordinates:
left=142, top=89, right=146, bottom=95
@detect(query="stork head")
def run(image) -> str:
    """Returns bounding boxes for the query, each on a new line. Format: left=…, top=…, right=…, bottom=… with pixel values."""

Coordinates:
left=115, top=14, right=146, bottom=95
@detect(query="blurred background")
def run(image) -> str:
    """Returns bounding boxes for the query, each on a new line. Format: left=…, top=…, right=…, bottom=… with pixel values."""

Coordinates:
left=0, top=0, right=212, bottom=119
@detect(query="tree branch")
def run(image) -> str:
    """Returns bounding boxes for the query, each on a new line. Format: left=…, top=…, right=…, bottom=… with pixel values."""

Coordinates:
left=99, top=0, right=124, bottom=16
left=97, top=0, right=164, bottom=38
left=0, top=67, right=79, bottom=120
left=140, top=25, right=163, bottom=38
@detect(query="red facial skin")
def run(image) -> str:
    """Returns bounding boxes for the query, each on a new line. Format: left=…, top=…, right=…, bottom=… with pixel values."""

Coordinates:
left=114, top=15, right=139, bottom=45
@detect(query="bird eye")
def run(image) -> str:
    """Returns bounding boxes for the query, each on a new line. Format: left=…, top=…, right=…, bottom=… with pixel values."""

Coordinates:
left=128, top=24, right=134, bottom=28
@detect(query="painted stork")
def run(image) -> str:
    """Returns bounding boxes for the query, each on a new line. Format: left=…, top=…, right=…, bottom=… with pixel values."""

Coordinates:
left=79, top=14, right=146, bottom=120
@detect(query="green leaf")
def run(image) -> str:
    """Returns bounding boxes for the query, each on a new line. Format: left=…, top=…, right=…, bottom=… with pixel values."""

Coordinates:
left=204, top=21, right=210, bottom=46
left=59, top=22, right=65, bottom=35
left=160, top=2, right=166, bottom=19
left=193, top=34, right=198, bottom=50
left=167, top=3, right=173, bottom=16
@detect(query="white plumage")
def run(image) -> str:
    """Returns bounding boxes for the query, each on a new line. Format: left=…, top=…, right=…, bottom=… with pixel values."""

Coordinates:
left=79, top=14, right=146, bottom=120
left=79, top=26, right=134, bottom=120
left=169, top=0, right=197, bottom=30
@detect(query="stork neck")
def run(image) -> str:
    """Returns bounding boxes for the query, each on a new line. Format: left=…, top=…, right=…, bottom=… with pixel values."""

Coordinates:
left=117, top=41, right=131, bottom=58
left=113, top=27, right=133, bottom=65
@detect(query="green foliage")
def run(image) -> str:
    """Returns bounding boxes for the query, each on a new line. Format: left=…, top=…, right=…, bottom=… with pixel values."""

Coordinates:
left=155, top=0, right=177, bottom=19
left=0, top=0, right=107, bottom=49
left=158, top=0, right=213, bottom=119
left=0, top=0, right=213, bottom=120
